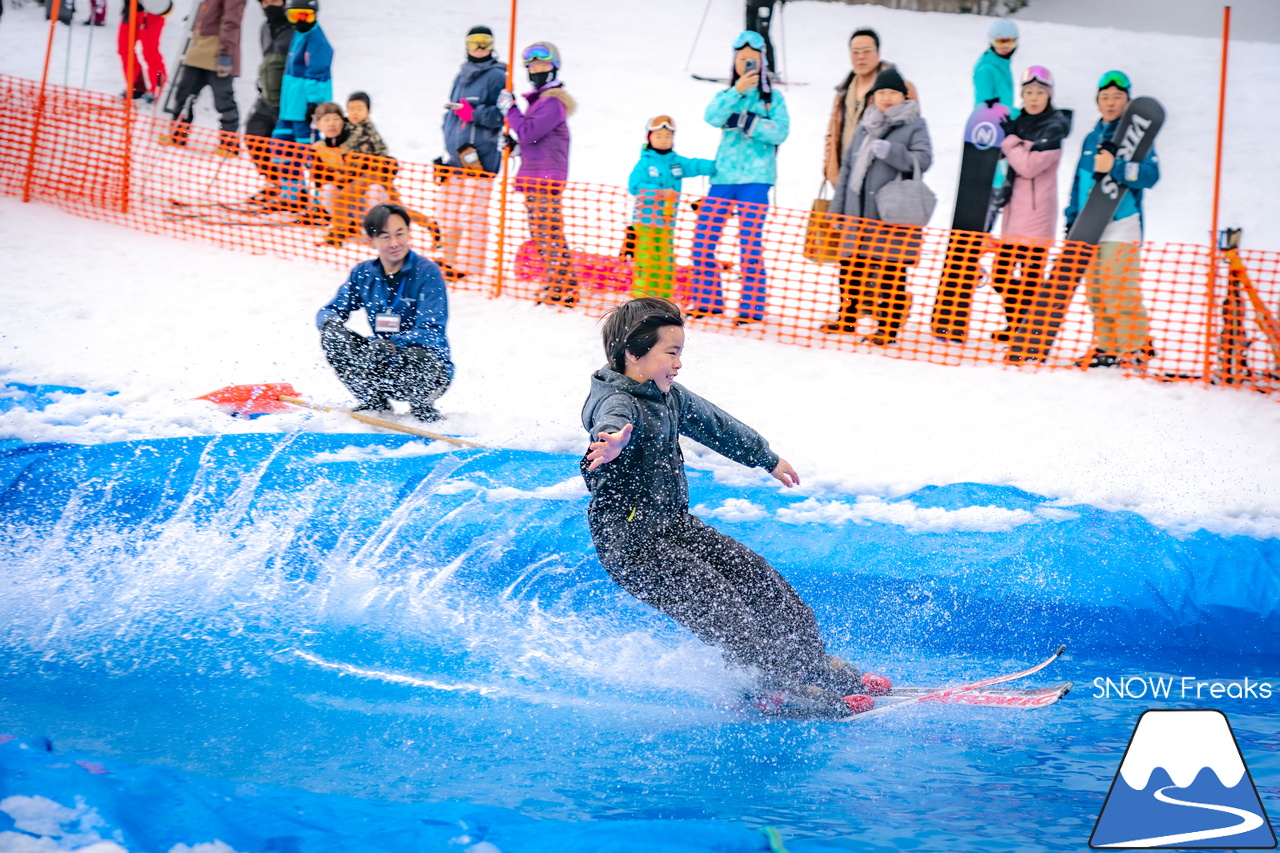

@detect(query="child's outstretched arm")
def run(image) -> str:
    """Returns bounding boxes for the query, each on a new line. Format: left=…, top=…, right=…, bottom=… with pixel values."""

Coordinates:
left=772, top=458, right=800, bottom=487
left=586, top=424, right=633, bottom=471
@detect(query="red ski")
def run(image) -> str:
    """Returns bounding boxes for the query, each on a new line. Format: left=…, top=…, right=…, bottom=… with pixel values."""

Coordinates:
left=845, top=645, right=1068, bottom=721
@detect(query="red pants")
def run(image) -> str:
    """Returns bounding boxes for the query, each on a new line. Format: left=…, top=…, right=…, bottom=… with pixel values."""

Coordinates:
left=117, top=13, right=167, bottom=97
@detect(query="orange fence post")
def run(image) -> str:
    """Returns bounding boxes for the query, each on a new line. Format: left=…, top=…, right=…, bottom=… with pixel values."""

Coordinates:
left=22, top=0, right=63, bottom=202
left=121, top=5, right=140, bottom=213
left=494, top=0, right=519, bottom=298
left=1204, top=5, right=1231, bottom=384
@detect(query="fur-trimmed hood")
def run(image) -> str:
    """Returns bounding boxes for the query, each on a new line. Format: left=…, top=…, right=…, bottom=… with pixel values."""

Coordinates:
left=526, top=80, right=577, bottom=117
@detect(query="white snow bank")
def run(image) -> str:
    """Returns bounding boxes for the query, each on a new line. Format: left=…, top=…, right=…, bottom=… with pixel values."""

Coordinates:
left=1, top=199, right=1277, bottom=542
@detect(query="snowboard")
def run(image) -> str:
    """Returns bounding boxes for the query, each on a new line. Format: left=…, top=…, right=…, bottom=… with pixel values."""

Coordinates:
left=1005, top=96, right=1165, bottom=363
left=932, top=101, right=1011, bottom=341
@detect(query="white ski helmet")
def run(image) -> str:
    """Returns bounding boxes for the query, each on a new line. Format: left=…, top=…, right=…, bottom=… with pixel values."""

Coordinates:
left=140, top=0, right=173, bottom=13
left=988, top=19, right=1019, bottom=41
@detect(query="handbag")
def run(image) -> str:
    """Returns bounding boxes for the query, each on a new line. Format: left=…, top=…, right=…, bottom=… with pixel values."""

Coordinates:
left=875, top=152, right=936, bottom=227
left=803, top=181, right=843, bottom=265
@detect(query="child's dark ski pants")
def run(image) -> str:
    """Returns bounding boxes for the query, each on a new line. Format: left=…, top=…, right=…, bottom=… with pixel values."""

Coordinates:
left=593, top=511, right=829, bottom=684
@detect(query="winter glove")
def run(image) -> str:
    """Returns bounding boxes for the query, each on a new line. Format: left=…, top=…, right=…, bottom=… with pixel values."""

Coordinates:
left=723, top=112, right=740, bottom=129
left=452, top=99, right=475, bottom=123
left=1000, top=117, right=1018, bottom=136
left=740, top=112, right=759, bottom=137
left=496, top=90, right=515, bottom=116
left=216, top=54, right=232, bottom=78
left=320, top=318, right=360, bottom=351
left=304, top=102, right=319, bottom=123
left=870, top=139, right=891, bottom=159
left=369, top=337, right=398, bottom=363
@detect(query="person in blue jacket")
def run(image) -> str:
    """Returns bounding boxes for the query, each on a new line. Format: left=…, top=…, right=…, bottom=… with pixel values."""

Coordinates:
left=626, top=115, right=715, bottom=299
left=687, top=30, right=789, bottom=325
left=974, top=18, right=1018, bottom=111
left=1066, top=70, right=1160, bottom=369
left=270, top=0, right=332, bottom=212
left=317, top=203, right=454, bottom=423
left=436, top=26, right=507, bottom=277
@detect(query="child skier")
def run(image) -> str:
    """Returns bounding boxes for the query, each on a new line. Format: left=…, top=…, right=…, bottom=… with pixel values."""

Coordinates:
left=625, top=116, right=715, bottom=300
left=581, top=297, right=891, bottom=717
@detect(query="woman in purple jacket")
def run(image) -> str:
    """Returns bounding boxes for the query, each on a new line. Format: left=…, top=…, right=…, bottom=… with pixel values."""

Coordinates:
left=499, top=41, right=580, bottom=306
left=991, top=66, right=1071, bottom=341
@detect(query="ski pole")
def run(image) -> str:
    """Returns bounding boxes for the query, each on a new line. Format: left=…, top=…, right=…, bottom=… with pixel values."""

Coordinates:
left=82, top=10, right=94, bottom=90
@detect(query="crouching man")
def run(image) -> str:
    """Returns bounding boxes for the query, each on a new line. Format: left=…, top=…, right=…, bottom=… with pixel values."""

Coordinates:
left=316, top=203, right=454, bottom=422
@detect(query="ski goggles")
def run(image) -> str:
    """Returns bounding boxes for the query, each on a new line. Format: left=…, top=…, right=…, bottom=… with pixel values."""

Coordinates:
left=733, top=30, right=766, bottom=51
left=466, top=34, right=494, bottom=51
left=285, top=8, right=315, bottom=24
left=1021, top=65, right=1054, bottom=88
left=521, top=44, right=556, bottom=65
left=646, top=115, right=677, bottom=132
left=1097, top=69, right=1131, bottom=92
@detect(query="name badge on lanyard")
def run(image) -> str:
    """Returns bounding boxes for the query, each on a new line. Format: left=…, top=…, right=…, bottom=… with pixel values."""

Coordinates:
left=375, top=313, right=402, bottom=334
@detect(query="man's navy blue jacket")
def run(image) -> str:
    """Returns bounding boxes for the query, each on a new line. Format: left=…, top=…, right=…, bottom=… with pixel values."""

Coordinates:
left=316, top=250, right=454, bottom=378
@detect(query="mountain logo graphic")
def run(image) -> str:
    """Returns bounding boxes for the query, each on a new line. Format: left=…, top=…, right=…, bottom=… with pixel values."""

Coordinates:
left=1090, top=709, right=1276, bottom=849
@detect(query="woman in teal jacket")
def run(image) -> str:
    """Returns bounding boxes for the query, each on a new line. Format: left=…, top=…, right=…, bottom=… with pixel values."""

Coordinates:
left=688, top=30, right=790, bottom=324
left=974, top=19, right=1018, bottom=111
left=626, top=116, right=715, bottom=299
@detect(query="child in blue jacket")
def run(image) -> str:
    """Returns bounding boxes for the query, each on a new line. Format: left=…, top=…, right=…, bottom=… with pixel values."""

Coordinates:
left=626, top=116, right=715, bottom=299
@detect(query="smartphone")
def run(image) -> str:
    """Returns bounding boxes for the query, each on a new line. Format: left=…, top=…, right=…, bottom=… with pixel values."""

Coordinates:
left=744, top=59, right=759, bottom=74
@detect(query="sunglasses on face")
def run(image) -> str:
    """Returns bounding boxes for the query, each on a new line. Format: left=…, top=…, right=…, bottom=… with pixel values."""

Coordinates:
left=285, top=7, right=315, bottom=23
left=646, top=116, right=676, bottom=132
left=466, top=34, right=494, bottom=51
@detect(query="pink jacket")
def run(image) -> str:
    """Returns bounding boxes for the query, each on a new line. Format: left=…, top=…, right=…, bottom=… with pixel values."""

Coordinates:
left=999, top=135, right=1061, bottom=241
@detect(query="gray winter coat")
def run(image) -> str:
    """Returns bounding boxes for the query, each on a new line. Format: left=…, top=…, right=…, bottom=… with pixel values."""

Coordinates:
left=580, top=368, right=779, bottom=532
left=831, top=104, right=932, bottom=222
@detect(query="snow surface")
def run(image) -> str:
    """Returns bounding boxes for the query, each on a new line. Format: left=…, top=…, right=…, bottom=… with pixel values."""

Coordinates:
left=2, top=197, right=1279, bottom=542
left=1, top=0, right=1278, bottom=245
left=0, top=2, right=1278, bottom=541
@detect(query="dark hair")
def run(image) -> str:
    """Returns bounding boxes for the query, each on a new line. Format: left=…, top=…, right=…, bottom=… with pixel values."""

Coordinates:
left=601, top=298, right=684, bottom=374
left=362, top=203, right=412, bottom=237
left=347, top=91, right=371, bottom=110
left=850, top=27, right=880, bottom=49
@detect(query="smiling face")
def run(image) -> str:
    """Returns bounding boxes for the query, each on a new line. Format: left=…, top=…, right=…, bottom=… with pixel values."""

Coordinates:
left=367, top=213, right=412, bottom=273
left=625, top=325, right=684, bottom=392
left=316, top=112, right=345, bottom=139
left=874, top=88, right=905, bottom=111
left=1097, top=87, right=1129, bottom=122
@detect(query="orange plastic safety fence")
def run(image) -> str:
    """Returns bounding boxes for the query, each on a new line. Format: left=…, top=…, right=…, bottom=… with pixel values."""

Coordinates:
left=2, top=73, right=1278, bottom=396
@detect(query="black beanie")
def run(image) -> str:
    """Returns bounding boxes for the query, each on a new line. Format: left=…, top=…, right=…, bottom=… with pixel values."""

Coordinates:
left=468, top=25, right=493, bottom=37
left=868, top=67, right=908, bottom=98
